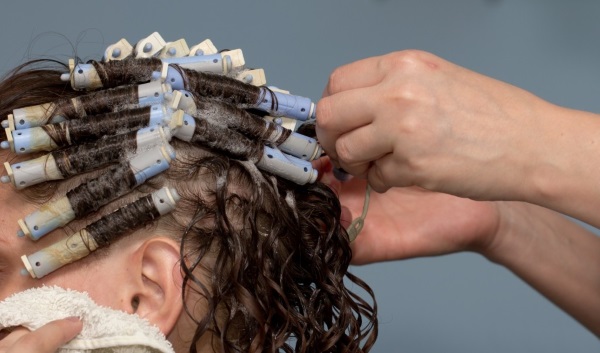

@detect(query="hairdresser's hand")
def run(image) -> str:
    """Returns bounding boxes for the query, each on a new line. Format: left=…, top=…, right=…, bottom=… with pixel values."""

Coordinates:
left=0, top=318, right=82, bottom=353
left=317, top=158, right=500, bottom=265
left=316, top=50, right=555, bottom=202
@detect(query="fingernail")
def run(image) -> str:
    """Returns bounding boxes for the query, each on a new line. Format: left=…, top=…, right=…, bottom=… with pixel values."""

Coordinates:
left=333, top=167, right=352, bottom=181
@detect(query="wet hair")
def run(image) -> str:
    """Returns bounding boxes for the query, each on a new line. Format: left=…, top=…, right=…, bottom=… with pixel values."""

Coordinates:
left=0, top=59, right=377, bottom=353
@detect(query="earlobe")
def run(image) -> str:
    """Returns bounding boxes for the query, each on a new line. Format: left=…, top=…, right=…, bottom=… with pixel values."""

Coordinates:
left=129, top=236, right=184, bottom=335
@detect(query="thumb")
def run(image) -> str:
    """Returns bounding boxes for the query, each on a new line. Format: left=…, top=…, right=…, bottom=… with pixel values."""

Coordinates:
left=11, top=317, right=82, bottom=353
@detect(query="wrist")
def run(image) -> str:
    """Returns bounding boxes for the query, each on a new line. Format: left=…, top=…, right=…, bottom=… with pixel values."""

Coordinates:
left=477, top=201, right=525, bottom=265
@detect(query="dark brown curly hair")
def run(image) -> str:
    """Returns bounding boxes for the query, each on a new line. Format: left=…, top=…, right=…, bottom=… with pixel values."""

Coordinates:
left=0, top=59, right=378, bottom=353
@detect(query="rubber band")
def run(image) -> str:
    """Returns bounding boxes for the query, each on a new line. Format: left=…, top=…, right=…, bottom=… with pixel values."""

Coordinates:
left=347, top=184, right=371, bottom=242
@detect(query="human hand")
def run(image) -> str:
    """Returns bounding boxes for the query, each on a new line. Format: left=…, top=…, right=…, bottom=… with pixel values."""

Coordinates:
left=316, top=50, right=553, bottom=201
left=0, top=317, right=82, bottom=353
left=316, top=158, right=501, bottom=265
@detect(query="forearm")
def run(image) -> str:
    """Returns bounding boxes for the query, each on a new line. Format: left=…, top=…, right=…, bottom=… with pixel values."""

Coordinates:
left=523, top=103, right=600, bottom=229
left=485, top=201, right=600, bottom=335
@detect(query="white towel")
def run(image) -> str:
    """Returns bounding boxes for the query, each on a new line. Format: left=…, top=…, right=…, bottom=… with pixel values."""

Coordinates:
left=0, top=286, right=174, bottom=353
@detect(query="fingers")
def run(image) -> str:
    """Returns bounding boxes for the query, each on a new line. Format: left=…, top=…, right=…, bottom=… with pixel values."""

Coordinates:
left=316, top=87, right=377, bottom=161
left=366, top=154, right=398, bottom=193
left=322, top=55, right=387, bottom=97
left=3, top=318, right=82, bottom=353
left=333, top=122, right=395, bottom=178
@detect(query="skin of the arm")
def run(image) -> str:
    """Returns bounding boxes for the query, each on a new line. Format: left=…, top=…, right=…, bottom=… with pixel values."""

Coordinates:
left=487, top=201, right=600, bottom=336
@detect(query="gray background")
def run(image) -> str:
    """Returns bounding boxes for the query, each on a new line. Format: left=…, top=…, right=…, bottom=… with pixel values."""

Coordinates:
left=1, top=0, right=598, bottom=352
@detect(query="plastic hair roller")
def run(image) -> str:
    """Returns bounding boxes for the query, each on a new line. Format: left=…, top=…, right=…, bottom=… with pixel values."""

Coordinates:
left=161, top=49, right=244, bottom=74
left=2, top=103, right=180, bottom=155
left=266, top=123, right=322, bottom=161
left=257, top=146, right=318, bottom=185
left=257, top=87, right=316, bottom=121
left=2, top=126, right=58, bottom=154
left=1, top=126, right=170, bottom=189
left=188, top=39, right=218, bottom=56
left=65, top=50, right=245, bottom=91
left=157, top=38, right=190, bottom=59
left=236, top=69, right=267, bottom=86
left=20, top=187, right=180, bottom=279
left=16, top=143, right=175, bottom=241
left=3, top=81, right=171, bottom=131
left=103, top=38, right=134, bottom=61
left=264, top=116, right=302, bottom=132
left=161, top=66, right=315, bottom=121
left=3, top=104, right=63, bottom=131
left=134, top=32, right=167, bottom=58
left=174, top=110, right=320, bottom=161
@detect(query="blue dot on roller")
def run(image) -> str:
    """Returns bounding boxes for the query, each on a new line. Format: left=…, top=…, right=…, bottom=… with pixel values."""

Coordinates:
left=0, top=141, right=9, bottom=150
left=17, top=229, right=25, bottom=238
left=20, top=268, right=29, bottom=277
left=1, top=120, right=8, bottom=128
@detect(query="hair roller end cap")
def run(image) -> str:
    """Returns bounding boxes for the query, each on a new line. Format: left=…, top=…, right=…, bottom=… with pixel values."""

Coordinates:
left=2, top=162, right=13, bottom=185
left=167, top=187, right=180, bottom=203
left=169, top=110, right=185, bottom=130
left=17, top=219, right=31, bottom=239
left=3, top=128, right=14, bottom=152
left=7, top=114, right=15, bottom=131
left=20, top=255, right=36, bottom=278
left=169, top=91, right=183, bottom=110
left=307, top=168, right=318, bottom=184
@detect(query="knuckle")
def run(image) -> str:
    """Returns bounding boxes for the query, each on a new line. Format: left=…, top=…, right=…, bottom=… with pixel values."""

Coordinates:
left=399, top=113, right=424, bottom=135
left=380, top=49, right=428, bottom=72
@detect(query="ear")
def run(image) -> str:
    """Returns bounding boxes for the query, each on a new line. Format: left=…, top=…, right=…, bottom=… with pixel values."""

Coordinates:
left=124, top=236, right=184, bottom=335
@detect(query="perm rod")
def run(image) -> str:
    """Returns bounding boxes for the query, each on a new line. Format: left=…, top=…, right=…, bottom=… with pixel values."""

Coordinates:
left=64, top=50, right=245, bottom=91
left=2, top=103, right=181, bottom=155
left=20, top=187, right=180, bottom=279
left=257, top=146, right=318, bottom=185
left=172, top=68, right=316, bottom=121
left=3, top=81, right=171, bottom=130
left=1, top=126, right=170, bottom=189
left=188, top=97, right=321, bottom=161
left=16, top=143, right=175, bottom=241
left=171, top=113, right=317, bottom=184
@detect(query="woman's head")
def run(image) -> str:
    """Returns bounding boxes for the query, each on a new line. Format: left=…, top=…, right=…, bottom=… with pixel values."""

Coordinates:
left=0, top=57, right=377, bottom=352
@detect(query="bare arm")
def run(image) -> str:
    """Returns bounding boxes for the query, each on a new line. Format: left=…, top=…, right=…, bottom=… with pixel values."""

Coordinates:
left=487, top=202, right=600, bottom=335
